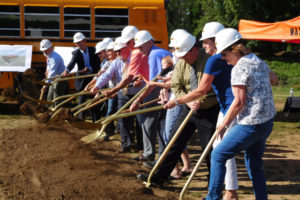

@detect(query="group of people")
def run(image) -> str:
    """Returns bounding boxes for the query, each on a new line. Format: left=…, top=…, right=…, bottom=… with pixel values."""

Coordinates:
left=40, top=22, right=278, bottom=200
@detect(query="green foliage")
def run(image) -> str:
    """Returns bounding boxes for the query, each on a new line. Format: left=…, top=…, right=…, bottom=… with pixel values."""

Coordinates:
left=264, top=58, right=300, bottom=88
left=167, top=0, right=300, bottom=53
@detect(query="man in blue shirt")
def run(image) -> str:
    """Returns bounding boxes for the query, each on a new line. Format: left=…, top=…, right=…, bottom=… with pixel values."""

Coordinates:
left=130, top=30, right=172, bottom=161
left=40, top=39, right=68, bottom=107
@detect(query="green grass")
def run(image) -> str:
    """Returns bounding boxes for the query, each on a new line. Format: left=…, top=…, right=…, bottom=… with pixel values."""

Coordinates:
left=265, top=58, right=300, bottom=89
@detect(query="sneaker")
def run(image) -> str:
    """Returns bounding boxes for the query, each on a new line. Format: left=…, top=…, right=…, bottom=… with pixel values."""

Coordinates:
left=143, top=160, right=157, bottom=169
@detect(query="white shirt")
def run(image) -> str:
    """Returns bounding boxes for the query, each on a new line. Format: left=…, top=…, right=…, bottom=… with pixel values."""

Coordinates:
left=231, top=53, right=276, bottom=125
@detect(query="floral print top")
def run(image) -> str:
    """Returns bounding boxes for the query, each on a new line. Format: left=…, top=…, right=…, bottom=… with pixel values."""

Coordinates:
left=231, top=53, right=276, bottom=125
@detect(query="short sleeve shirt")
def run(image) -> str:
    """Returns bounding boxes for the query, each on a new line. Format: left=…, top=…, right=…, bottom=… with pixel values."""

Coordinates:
left=231, top=53, right=276, bottom=125
left=204, top=54, right=234, bottom=114
left=147, top=45, right=172, bottom=80
left=127, top=48, right=149, bottom=81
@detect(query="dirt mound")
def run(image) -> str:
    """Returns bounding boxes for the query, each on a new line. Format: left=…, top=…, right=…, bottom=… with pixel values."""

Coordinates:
left=0, top=122, right=177, bottom=200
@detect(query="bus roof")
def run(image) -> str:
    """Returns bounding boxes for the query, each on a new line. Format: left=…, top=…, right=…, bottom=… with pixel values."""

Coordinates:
left=0, top=0, right=166, bottom=9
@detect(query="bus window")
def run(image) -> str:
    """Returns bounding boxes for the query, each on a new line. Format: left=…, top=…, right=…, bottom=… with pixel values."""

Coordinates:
left=24, top=6, right=60, bottom=38
left=95, top=8, right=128, bottom=38
left=0, top=5, right=20, bottom=37
left=64, top=7, right=90, bottom=38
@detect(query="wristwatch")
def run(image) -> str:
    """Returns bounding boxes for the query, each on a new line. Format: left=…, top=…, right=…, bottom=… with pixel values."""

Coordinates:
left=174, top=98, right=179, bottom=105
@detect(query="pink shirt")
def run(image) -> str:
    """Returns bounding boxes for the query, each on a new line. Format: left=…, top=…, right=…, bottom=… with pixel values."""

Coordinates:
left=127, top=48, right=149, bottom=82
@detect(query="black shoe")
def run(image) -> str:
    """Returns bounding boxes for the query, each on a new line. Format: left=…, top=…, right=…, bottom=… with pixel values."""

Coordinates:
left=143, top=160, right=157, bottom=169
left=103, top=135, right=110, bottom=141
left=132, top=155, right=154, bottom=162
left=136, top=173, right=164, bottom=187
left=116, top=146, right=131, bottom=153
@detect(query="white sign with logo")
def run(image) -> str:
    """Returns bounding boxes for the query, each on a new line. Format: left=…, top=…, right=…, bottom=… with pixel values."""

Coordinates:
left=0, top=45, right=32, bottom=72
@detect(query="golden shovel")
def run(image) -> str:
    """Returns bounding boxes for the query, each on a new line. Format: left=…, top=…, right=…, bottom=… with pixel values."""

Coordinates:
left=35, top=69, right=87, bottom=85
left=70, top=98, right=160, bottom=130
left=47, top=94, right=104, bottom=126
left=143, top=94, right=214, bottom=187
left=80, top=67, right=173, bottom=143
left=73, top=95, right=107, bottom=117
left=80, top=84, right=149, bottom=143
left=144, top=109, right=194, bottom=187
left=52, top=90, right=91, bottom=104
left=51, top=73, right=98, bottom=84
left=179, top=103, right=232, bottom=200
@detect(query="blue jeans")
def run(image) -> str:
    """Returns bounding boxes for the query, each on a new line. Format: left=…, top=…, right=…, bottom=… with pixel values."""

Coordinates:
left=164, top=105, right=182, bottom=144
left=206, top=119, right=273, bottom=200
left=105, top=96, right=118, bottom=136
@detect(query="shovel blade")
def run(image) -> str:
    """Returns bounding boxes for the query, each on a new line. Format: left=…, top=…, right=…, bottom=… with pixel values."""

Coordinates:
left=46, top=107, right=63, bottom=126
left=80, top=130, right=106, bottom=144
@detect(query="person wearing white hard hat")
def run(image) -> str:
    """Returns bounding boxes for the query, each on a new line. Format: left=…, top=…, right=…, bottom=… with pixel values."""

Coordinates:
left=140, top=29, right=193, bottom=179
left=199, top=28, right=277, bottom=200
left=127, top=30, right=172, bottom=162
left=63, top=32, right=100, bottom=121
left=40, top=39, right=68, bottom=106
left=90, top=37, right=143, bottom=152
left=84, top=40, right=111, bottom=92
left=168, top=29, right=188, bottom=64
left=137, top=31, right=220, bottom=186
left=164, top=22, right=239, bottom=200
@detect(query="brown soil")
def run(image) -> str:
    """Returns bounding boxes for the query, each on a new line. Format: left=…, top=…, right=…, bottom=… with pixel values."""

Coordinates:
left=0, top=113, right=299, bottom=200
left=0, top=119, right=177, bottom=200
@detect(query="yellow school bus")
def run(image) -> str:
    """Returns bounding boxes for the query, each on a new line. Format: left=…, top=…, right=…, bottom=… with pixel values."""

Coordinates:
left=0, top=0, right=169, bottom=94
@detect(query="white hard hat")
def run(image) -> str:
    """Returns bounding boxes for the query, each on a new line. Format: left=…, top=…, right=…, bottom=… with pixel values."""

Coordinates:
left=106, top=41, right=115, bottom=51
left=95, top=42, right=106, bottom=54
left=169, top=29, right=188, bottom=47
left=121, top=25, right=139, bottom=43
left=215, top=28, right=242, bottom=54
left=102, top=37, right=113, bottom=45
left=200, top=22, right=225, bottom=41
left=113, top=37, right=126, bottom=51
left=73, top=32, right=86, bottom=43
left=40, top=39, right=52, bottom=51
left=134, top=30, right=153, bottom=48
left=174, top=32, right=196, bottom=57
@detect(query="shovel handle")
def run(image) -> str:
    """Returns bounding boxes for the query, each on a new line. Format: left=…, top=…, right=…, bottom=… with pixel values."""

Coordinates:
left=52, top=73, right=98, bottom=84
left=73, top=96, right=108, bottom=117
left=43, top=69, right=86, bottom=81
left=145, top=109, right=194, bottom=187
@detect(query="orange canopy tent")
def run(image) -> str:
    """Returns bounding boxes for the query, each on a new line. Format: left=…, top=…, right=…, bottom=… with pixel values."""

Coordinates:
left=238, top=16, right=300, bottom=43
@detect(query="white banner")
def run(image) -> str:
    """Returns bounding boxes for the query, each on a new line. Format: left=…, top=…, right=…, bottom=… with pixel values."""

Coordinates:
left=54, top=46, right=78, bottom=73
left=0, top=45, right=32, bottom=72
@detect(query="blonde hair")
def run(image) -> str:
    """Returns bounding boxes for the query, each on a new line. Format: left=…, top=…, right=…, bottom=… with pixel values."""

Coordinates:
left=161, top=55, right=173, bottom=69
left=229, top=42, right=251, bottom=57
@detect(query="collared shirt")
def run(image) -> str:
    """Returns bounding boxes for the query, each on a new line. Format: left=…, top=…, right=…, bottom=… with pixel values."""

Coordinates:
left=46, top=51, right=66, bottom=83
left=80, top=48, right=93, bottom=72
left=95, top=57, right=142, bottom=95
left=127, top=48, right=149, bottom=81
left=231, top=53, right=276, bottom=125
left=171, top=48, right=218, bottom=109
left=127, top=45, right=172, bottom=82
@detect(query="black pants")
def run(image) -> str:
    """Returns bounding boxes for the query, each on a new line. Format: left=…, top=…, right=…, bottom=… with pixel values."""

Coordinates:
left=155, top=104, right=220, bottom=179
left=117, top=93, right=143, bottom=149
